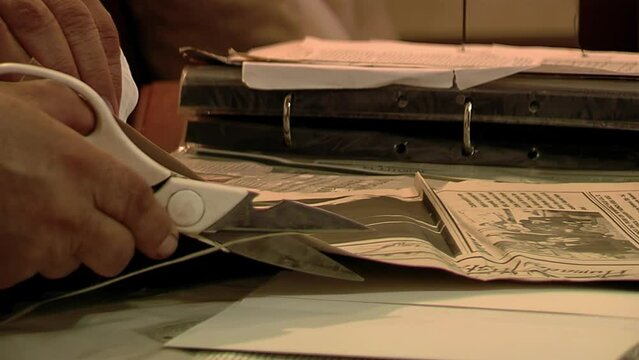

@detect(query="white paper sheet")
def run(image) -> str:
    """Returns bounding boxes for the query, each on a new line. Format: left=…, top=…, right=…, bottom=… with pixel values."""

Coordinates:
left=242, top=62, right=453, bottom=90
left=241, top=38, right=639, bottom=91
left=242, top=38, right=537, bottom=90
left=168, top=268, right=639, bottom=360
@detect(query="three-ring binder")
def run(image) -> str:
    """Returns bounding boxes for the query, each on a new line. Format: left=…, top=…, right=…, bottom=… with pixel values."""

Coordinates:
left=462, top=100, right=475, bottom=157
left=280, top=92, right=478, bottom=157
left=181, top=65, right=639, bottom=170
left=282, top=94, right=293, bottom=148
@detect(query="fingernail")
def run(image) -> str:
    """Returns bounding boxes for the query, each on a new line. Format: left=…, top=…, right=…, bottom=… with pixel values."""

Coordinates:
left=156, top=230, right=179, bottom=258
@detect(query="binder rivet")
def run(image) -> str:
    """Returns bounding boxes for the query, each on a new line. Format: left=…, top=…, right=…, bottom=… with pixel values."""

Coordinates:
left=394, top=141, right=408, bottom=155
left=527, top=147, right=541, bottom=160
left=529, top=100, right=540, bottom=114
left=397, top=94, right=409, bottom=108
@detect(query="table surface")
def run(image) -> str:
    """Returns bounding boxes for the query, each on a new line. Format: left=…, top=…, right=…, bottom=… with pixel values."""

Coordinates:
left=0, top=258, right=274, bottom=360
left=1, top=257, right=637, bottom=360
left=3, top=81, right=639, bottom=360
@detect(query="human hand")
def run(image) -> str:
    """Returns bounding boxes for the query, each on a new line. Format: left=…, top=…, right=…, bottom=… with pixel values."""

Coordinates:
left=0, top=84, right=177, bottom=289
left=0, top=79, right=95, bottom=134
left=0, top=0, right=122, bottom=112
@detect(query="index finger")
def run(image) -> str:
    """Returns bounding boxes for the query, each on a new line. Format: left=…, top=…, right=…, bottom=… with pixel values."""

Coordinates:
left=81, top=0, right=122, bottom=107
left=0, top=0, right=78, bottom=76
left=43, top=0, right=119, bottom=111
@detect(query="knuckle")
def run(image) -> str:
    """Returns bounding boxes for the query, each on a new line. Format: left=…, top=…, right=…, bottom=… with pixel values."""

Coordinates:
left=93, top=161, right=156, bottom=226
left=0, top=93, right=22, bottom=109
left=0, top=242, right=39, bottom=288
left=81, top=0, right=120, bottom=57
left=77, top=214, right=135, bottom=278
left=100, top=31, right=120, bottom=58
left=122, top=174, right=155, bottom=216
left=92, top=11, right=119, bottom=42
left=124, top=187, right=158, bottom=232
left=82, top=0, right=117, bottom=29
left=0, top=271, right=30, bottom=289
left=4, top=0, right=55, bottom=33
left=44, top=56, right=78, bottom=76
left=87, top=158, right=125, bottom=212
left=50, top=209, right=85, bottom=255
left=0, top=277, right=18, bottom=290
left=120, top=180, right=170, bottom=250
left=138, top=211, right=172, bottom=254
left=39, top=80, right=95, bottom=134
left=98, top=240, right=134, bottom=277
left=49, top=81, right=82, bottom=106
left=59, top=148, right=96, bottom=182
left=30, top=201, right=85, bottom=260
left=46, top=1, right=103, bottom=55
left=52, top=0, right=92, bottom=29
left=40, top=261, right=78, bottom=279
left=35, top=78, right=75, bottom=97
left=19, top=241, right=48, bottom=269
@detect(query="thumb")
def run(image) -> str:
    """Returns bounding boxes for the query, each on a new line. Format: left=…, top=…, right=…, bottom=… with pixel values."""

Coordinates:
left=88, top=153, right=178, bottom=260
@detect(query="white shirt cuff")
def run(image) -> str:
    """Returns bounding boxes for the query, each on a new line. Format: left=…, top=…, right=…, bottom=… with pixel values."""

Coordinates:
left=118, top=50, right=139, bottom=121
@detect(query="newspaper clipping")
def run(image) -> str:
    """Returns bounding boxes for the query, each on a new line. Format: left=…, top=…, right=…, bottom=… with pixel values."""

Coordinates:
left=182, top=155, right=639, bottom=281
left=427, top=177, right=639, bottom=281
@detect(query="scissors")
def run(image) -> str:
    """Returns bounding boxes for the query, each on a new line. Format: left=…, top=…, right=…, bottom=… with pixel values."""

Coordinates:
left=0, top=63, right=365, bottom=281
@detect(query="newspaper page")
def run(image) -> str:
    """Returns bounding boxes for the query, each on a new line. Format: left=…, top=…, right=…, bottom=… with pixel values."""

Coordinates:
left=179, top=155, right=419, bottom=201
left=6, top=157, right=638, bottom=322
left=180, top=154, right=639, bottom=282
left=179, top=154, right=463, bottom=274
left=430, top=177, right=639, bottom=281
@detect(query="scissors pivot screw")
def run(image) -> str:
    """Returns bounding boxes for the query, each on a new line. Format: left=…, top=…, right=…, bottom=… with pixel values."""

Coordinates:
left=167, top=190, right=205, bottom=227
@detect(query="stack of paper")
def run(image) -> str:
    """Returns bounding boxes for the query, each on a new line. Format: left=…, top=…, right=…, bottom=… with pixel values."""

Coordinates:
left=236, top=37, right=639, bottom=90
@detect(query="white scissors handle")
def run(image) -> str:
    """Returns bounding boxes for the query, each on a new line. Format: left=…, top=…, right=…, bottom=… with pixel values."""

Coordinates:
left=0, top=63, right=249, bottom=235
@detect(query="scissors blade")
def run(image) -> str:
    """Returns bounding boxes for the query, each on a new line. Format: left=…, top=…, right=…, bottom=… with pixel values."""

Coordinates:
left=210, top=233, right=363, bottom=281
left=208, top=197, right=368, bottom=232
left=115, top=119, right=203, bottom=181
left=114, top=120, right=365, bottom=233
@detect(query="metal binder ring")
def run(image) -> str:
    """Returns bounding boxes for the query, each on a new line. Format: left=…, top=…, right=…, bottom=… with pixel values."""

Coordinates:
left=462, top=100, right=475, bottom=156
left=282, top=94, right=293, bottom=147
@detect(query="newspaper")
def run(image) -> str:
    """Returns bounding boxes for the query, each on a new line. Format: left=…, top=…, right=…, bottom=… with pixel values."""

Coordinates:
left=5, top=156, right=639, bottom=322
left=421, top=176, right=639, bottom=281
left=181, top=155, right=639, bottom=282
